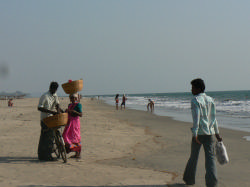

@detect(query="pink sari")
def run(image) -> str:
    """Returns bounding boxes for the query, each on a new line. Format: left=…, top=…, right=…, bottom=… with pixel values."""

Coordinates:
left=63, top=102, right=81, bottom=153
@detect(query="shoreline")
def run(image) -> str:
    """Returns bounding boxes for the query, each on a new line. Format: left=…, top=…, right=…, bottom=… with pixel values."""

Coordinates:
left=94, top=98, right=250, bottom=186
left=103, top=98, right=250, bottom=135
left=0, top=98, right=249, bottom=186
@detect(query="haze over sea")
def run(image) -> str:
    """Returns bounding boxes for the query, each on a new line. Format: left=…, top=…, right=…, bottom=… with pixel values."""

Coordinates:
left=102, top=90, right=250, bottom=137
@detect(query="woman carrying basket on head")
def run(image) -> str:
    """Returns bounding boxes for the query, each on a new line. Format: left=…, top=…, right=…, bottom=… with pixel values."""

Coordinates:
left=63, top=93, right=82, bottom=158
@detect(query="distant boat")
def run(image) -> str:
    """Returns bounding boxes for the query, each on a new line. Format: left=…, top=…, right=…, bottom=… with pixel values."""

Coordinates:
left=0, top=91, right=29, bottom=100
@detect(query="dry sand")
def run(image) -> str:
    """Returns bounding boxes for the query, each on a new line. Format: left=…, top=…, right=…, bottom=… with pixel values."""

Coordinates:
left=0, top=98, right=249, bottom=187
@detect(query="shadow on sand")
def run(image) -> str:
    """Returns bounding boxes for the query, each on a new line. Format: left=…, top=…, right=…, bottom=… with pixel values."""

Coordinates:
left=19, top=184, right=187, bottom=187
left=0, top=156, right=39, bottom=163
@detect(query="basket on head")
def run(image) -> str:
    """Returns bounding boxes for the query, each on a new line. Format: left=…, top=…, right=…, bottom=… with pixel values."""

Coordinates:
left=61, top=79, right=83, bottom=94
left=43, top=113, right=68, bottom=128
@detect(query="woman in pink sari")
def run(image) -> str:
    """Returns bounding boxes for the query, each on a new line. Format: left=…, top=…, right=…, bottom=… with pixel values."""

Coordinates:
left=63, top=93, right=82, bottom=158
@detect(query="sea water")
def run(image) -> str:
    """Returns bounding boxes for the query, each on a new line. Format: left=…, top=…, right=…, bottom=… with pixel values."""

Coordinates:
left=101, top=90, right=250, bottom=136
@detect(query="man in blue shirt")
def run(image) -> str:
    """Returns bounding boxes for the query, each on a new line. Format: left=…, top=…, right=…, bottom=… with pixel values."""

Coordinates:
left=183, top=78, right=222, bottom=187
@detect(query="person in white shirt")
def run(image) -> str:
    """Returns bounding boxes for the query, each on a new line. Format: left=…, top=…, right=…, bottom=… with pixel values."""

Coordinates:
left=37, top=82, right=63, bottom=161
left=183, top=78, right=222, bottom=187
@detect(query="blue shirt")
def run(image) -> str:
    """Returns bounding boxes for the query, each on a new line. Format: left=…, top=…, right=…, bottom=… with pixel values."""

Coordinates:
left=191, top=93, right=219, bottom=136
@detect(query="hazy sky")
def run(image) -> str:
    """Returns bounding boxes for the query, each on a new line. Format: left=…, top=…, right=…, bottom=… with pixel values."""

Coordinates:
left=1, top=0, right=250, bottom=96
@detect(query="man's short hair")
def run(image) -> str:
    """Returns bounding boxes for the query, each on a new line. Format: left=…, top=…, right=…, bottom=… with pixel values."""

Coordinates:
left=191, top=78, right=205, bottom=93
left=50, top=82, right=59, bottom=89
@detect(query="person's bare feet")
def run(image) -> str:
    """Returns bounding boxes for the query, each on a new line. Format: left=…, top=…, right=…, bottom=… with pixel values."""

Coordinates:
left=70, top=152, right=81, bottom=158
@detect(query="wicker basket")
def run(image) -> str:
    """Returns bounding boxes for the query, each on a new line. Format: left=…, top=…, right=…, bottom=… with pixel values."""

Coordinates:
left=43, top=113, right=68, bottom=128
left=61, top=79, right=83, bottom=94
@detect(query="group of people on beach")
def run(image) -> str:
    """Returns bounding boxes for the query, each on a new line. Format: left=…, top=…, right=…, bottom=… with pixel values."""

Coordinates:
left=114, top=94, right=155, bottom=113
left=115, top=94, right=127, bottom=110
left=37, top=82, right=82, bottom=161
left=37, top=78, right=223, bottom=187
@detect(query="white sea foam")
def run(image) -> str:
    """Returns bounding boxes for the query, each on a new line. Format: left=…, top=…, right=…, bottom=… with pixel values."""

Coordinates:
left=102, top=91, right=250, bottom=134
left=243, top=136, right=250, bottom=141
left=104, top=95, right=250, bottom=117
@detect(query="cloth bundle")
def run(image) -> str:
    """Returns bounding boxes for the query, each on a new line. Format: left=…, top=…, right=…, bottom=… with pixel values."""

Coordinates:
left=215, top=141, right=229, bottom=165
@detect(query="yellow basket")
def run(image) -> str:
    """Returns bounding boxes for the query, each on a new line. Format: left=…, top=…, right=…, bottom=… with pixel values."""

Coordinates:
left=43, top=113, right=68, bottom=128
left=61, top=79, right=83, bottom=94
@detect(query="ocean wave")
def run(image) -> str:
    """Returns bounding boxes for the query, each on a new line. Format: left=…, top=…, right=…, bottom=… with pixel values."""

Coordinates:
left=102, top=92, right=250, bottom=118
left=101, top=91, right=250, bottom=133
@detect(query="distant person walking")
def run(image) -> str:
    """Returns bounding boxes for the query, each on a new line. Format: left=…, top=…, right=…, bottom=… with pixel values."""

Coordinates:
left=37, top=82, right=63, bottom=161
left=115, top=94, right=119, bottom=110
left=121, top=94, right=127, bottom=110
left=147, top=99, right=154, bottom=113
left=8, top=98, right=13, bottom=107
left=183, top=78, right=222, bottom=187
left=63, top=93, right=82, bottom=158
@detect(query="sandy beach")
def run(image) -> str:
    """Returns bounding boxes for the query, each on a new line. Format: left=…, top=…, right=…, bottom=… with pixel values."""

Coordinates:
left=0, top=97, right=250, bottom=187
